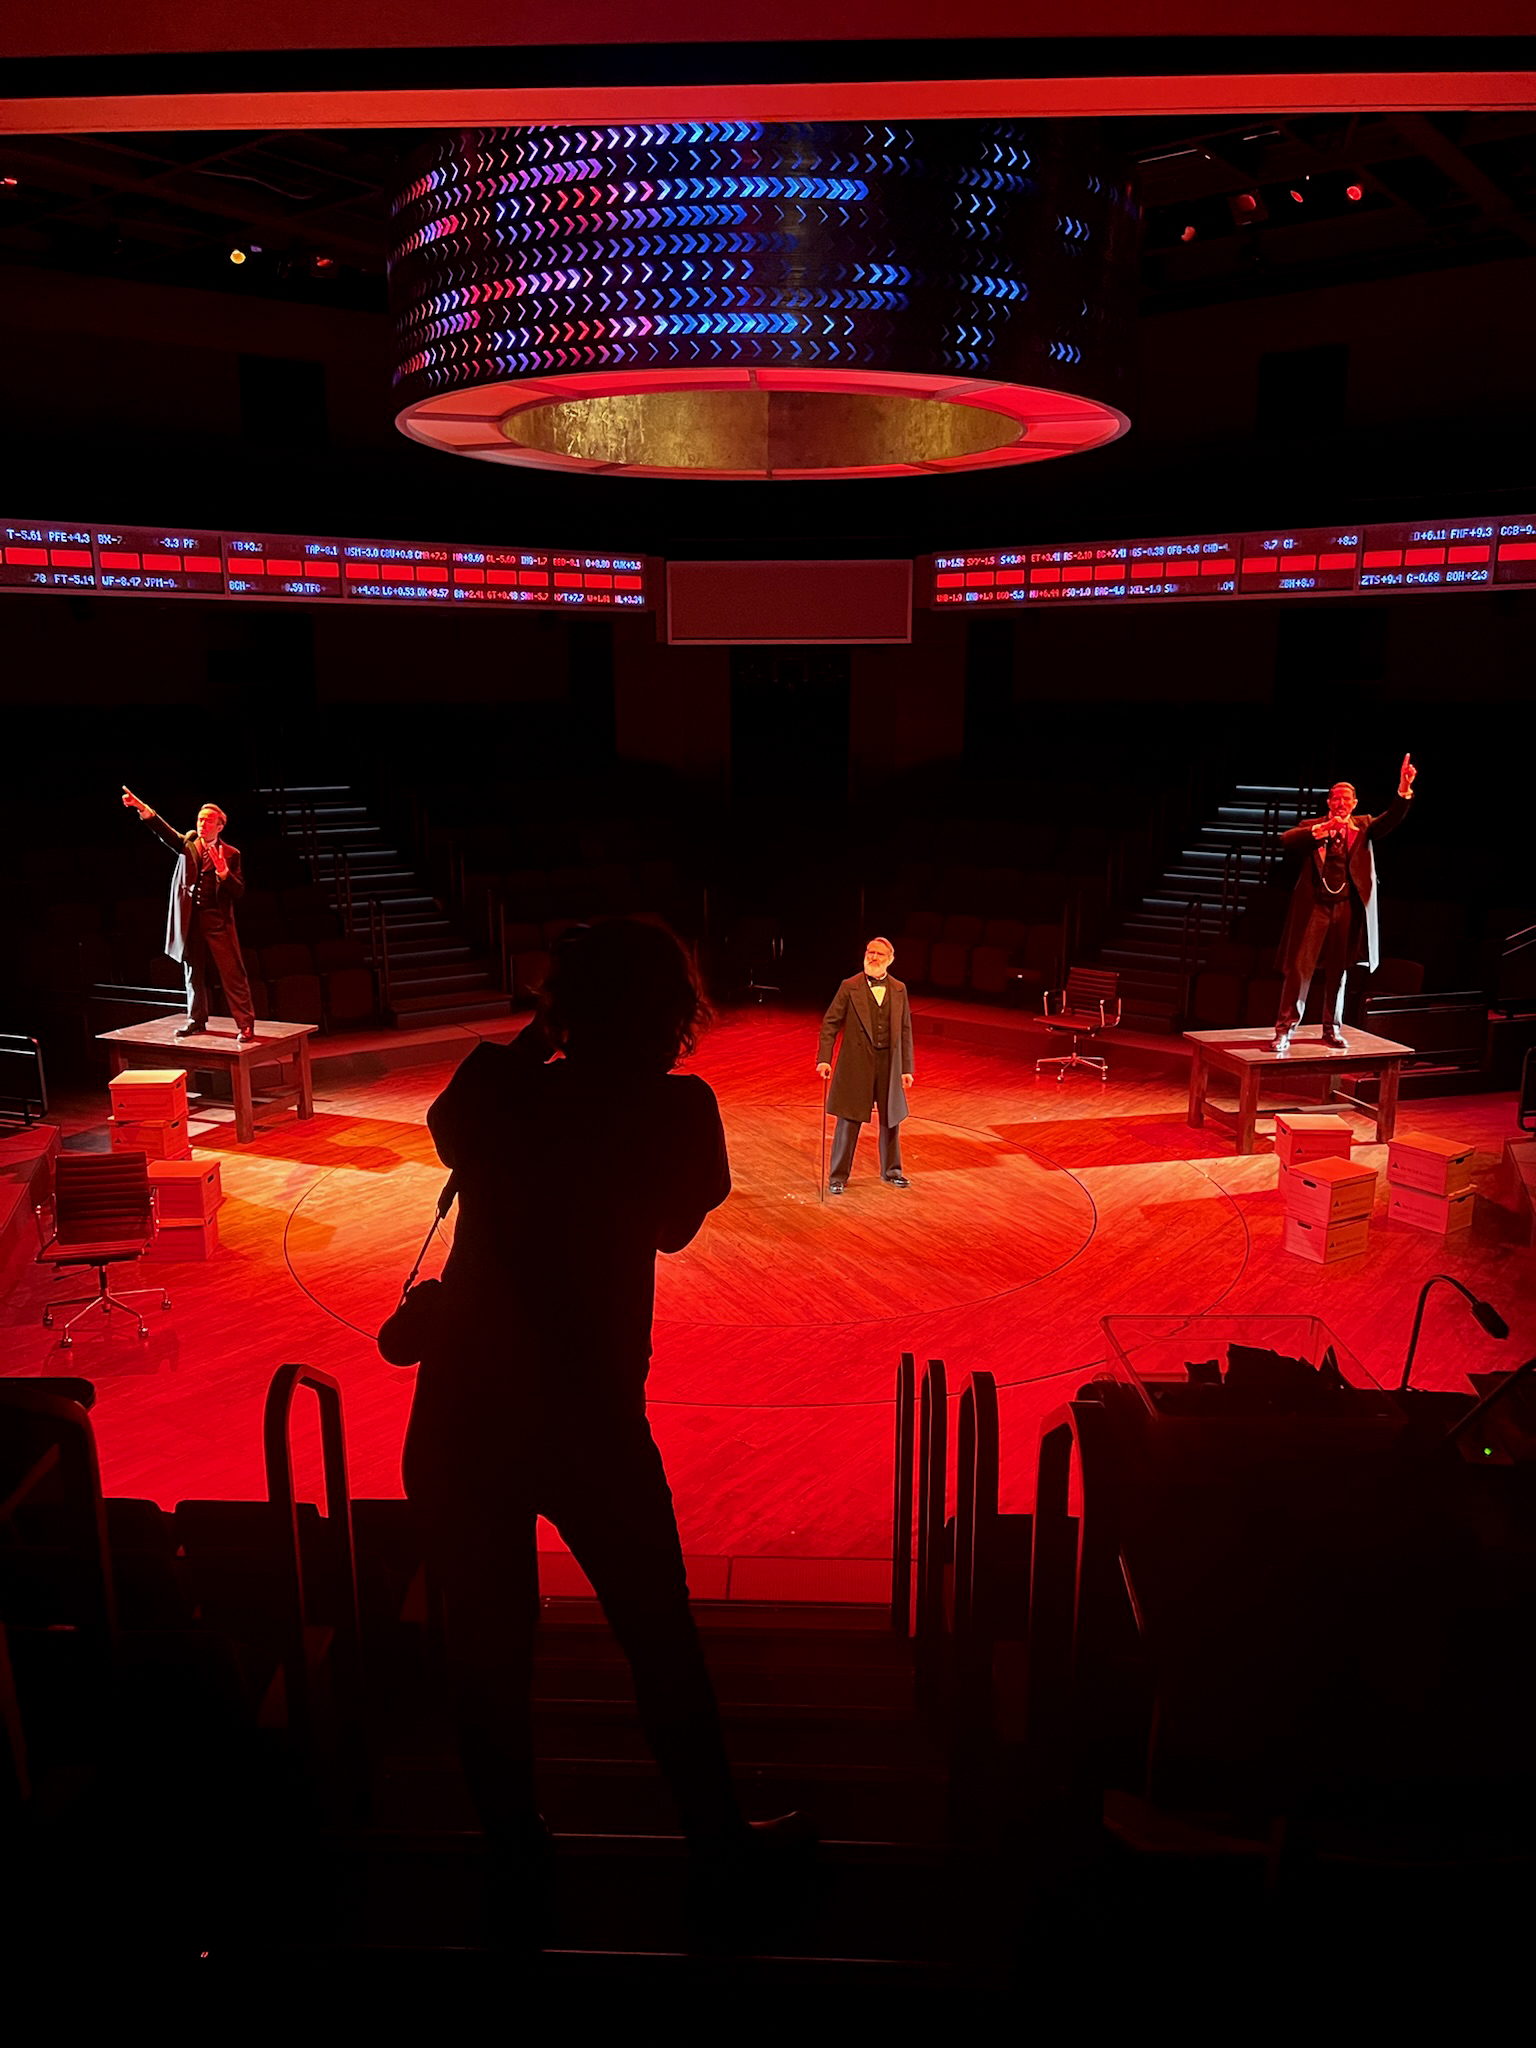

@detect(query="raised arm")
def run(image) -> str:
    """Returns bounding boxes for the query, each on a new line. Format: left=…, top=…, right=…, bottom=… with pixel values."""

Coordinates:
left=1367, top=754, right=1417, bottom=840
left=123, top=785, right=184, bottom=854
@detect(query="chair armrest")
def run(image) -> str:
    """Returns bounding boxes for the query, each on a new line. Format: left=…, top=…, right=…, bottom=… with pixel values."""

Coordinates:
left=33, top=1198, right=56, bottom=1253
left=1043, top=989, right=1064, bottom=1016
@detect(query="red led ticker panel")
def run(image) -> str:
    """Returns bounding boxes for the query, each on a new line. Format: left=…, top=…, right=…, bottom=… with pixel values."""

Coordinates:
left=927, top=516, right=1535, bottom=608
left=0, top=518, right=651, bottom=610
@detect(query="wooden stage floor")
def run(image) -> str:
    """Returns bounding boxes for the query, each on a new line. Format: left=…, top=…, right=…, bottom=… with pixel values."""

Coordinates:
left=4, top=1006, right=1533, bottom=1577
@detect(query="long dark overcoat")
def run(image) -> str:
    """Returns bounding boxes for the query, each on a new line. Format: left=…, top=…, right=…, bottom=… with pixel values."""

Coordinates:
left=818, top=974, right=914, bottom=1125
left=142, top=811, right=247, bottom=964
left=1275, top=793, right=1410, bottom=978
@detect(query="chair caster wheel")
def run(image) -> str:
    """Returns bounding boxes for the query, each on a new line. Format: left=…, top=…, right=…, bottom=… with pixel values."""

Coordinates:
left=43, top=1312, right=52, bottom=1328
left=59, top=1335, right=73, bottom=1349
left=137, top=1325, right=149, bottom=1341
left=161, top=1296, right=172, bottom=1310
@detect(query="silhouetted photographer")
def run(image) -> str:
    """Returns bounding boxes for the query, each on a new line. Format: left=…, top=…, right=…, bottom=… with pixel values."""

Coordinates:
left=387, top=918, right=811, bottom=1878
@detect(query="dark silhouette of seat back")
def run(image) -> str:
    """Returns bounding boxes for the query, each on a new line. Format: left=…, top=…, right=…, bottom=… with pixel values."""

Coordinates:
left=53, top=1151, right=153, bottom=1247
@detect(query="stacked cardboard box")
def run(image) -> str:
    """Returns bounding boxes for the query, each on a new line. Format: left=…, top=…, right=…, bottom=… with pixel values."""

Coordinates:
left=1276, top=1112, right=1375, bottom=1263
left=146, top=1157, right=223, bottom=1261
left=1387, top=1132, right=1476, bottom=1235
left=108, top=1069, right=191, bottom=1162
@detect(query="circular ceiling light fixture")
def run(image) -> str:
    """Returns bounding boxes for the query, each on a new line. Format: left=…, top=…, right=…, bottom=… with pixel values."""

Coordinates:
left=389, top=122, right=1138, bottom=481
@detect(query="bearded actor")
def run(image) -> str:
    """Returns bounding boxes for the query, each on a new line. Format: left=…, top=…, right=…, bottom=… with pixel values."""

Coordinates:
left=816, top=937, right=915, bottom=1194
left=1271, top=752, right=1417, bottom=1055
left=121, top=785, right=257, bottom=1044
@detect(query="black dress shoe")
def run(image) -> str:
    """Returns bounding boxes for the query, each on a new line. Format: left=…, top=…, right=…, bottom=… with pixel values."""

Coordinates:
left=175, top=1021, right=206, bottom=1038
left=828, top=1180, right=846, bottom=1196
left=884, top=1173, right=911, bottom=1188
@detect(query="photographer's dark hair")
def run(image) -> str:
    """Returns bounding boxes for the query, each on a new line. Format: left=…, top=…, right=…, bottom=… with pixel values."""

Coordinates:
left=540, top=917, right=710, bottom=1071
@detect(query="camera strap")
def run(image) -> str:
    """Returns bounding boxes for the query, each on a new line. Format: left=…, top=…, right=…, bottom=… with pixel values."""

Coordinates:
left=398, top=1172, right=458, bottom=1304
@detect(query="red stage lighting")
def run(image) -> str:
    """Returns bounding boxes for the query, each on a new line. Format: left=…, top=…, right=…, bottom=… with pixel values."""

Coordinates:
left=1180, top=224, right=1197, bottom=242
left=1235, top=191, right=1260, bottom=214
left=1289, top=189, right=1305, bottom=204
left=1346, top=183, right=1364, bottom=202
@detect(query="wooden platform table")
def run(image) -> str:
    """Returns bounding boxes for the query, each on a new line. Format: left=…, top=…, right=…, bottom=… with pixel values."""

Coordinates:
left=1184, top=1025, right=1415, bottom=1156
left=95, top=1016, right=317, bottom=1145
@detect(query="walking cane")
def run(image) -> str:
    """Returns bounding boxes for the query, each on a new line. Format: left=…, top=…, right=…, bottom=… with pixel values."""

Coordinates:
left=819, top=1073, right=829, bottom=1204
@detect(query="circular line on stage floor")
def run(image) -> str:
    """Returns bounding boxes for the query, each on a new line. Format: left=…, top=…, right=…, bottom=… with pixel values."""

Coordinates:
left=280, top=1113, right=1254, bottom=1411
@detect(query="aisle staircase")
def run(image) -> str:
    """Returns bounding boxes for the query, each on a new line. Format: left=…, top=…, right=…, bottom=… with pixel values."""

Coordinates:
left=318, top=1583, right=976, bottom=1971
left=261, top=783, right=512, bottom=1029
left=1099, top=780, right=1322, bottom=1030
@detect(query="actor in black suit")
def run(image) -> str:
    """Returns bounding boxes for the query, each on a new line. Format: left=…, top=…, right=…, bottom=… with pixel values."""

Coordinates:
left=121, top=786, right=257, bottom=1043
left=1272, top=752, right=1416, bottom=1054
left=817, top=937, right=915, bottom=1194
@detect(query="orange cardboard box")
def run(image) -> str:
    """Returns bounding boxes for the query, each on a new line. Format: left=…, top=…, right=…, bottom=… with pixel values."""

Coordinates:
left=1387, top=1132, right=1475, bottom=1197
left=1280, top=1156, right=1377, bottom=1226
left=1387, top=1183, right=1474, bottom=1235
left=109, top=1069, right=189, bottom=1123
left=1274, top=1112, right=1354, bottom=1170
left=148, top=1157, right=222, bottom=1221
left=1283, top=1212, right=1371, bottom=1264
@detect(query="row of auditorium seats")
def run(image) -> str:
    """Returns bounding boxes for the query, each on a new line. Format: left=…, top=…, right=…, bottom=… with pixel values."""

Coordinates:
left=893, top=914, right=1066, bottom=1002
left=480, top=859, right=694, bottom=933
left=495, top=910, right=676, bottom=1003
left=19, top=889, right=345, bottom=995
left=1186, top=954, right=1427, bottom=1032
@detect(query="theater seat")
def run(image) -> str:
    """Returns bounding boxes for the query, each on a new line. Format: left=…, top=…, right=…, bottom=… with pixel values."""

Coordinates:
left=271, top=972, right=324, bottom=1027
left=513, top=949, right=551, bottom=1001
left=324, top=967, right=377, bottom=1029
left=928, top=940, right=971, bottom=989
left=897, top=937, right=931, bottom=985
left=1244, top=973, right=1284, bottom=1025
left=969, top=945, right=1012, bottom=995
left=260, top=942, right=313, bottom=981
left=1191, top=970, right=1244, bottom=1028
left=940, top=912, right=985, bottom=949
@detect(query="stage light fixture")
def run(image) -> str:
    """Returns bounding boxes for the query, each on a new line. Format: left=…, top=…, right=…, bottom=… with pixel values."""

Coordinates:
left=1, top=175, right=17, bottom=188
left=389, top=121, right=1139, bottom=480
left=1289, top=188, right=1306, bottom=205
left=1346, top=183, right=1364, bottom=202
left=1180, top=224, right=1197, bottom=242
left=229, top=247, right=247, bottom=265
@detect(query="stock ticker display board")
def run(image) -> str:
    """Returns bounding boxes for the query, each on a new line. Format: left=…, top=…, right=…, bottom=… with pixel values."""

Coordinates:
left=0, top=518, right=651, bottom=609
left=925, top=516, right=1536, bottom=608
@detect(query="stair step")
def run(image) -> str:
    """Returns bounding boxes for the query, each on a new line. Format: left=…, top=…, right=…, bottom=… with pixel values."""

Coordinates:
left=387, top=994, right=514, bottom=1024
left=387, top=966, right=495, bottom=991
left=300, top=1829, right=965, bottom=1966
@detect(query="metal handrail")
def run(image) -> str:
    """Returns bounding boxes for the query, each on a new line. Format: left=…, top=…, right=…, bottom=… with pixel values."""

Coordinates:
left=890, top=1351, right=916, bottom=1635
left=329, top=844, right=355, bottom=936
left=262, top=1361, right=368, bottom=1818
left=1179, top=898, right=1205, bottom=1016
left=914, top=1355, right=949, bottom=1708
left=368, top=898, right=393, bottom=1011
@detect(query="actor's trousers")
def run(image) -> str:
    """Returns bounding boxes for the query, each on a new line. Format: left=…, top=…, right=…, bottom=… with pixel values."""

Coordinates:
left=183, top=913, right=255, bottom=1032
left=1276, top=899, right=1352, bottom=1035
left=408, top=1407, right=740, bottom=1846
left=829, top=1050, right=903, bottom=1182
